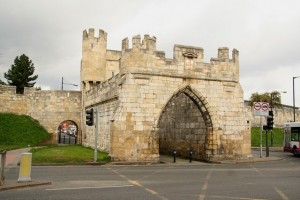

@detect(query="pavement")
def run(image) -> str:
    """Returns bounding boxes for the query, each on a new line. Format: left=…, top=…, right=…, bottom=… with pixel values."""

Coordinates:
left=0, top=147, right=283, bottom=192
left=159, top=148, right=283, bottom=164
left=0, top=148, right=51, bottom=192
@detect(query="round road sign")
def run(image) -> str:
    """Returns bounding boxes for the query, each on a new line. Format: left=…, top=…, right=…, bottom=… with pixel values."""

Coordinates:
left=262, top=103, right=269, bottom=111
left=254, top=102, right=261, bottom=110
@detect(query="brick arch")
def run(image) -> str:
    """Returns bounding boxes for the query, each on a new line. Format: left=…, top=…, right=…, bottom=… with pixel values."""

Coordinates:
left=157, top=85, right=213, bottom=128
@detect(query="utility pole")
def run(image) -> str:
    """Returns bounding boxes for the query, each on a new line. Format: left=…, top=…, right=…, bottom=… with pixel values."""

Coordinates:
left=293, top=76, right=300, bottom=122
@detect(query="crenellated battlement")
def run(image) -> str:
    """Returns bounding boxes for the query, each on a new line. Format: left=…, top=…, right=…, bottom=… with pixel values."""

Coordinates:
left=122, top=34, right=157, bottom=53
left=81, top=28, right=240, bottom=93
left=83, top=28, right=107, bottom=41
left=209, top=47, right=239, bottom=63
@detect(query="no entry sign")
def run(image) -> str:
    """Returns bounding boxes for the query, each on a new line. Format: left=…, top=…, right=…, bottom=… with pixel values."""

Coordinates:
left=254, top=102, right=261, bottom=110
left=253, top=102, right=269, bottom=116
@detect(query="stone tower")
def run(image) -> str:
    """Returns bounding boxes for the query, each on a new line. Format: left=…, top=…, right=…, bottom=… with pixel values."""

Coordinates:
left=81, top=28, right=107, bottom=90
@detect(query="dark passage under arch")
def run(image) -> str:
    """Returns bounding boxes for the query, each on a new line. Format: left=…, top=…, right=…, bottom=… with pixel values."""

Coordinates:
left=157, top=86, right=212, bottom=160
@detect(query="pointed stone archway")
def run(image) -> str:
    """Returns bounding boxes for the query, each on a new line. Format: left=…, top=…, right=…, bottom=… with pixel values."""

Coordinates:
left=157, top=85, right=214, bottom=160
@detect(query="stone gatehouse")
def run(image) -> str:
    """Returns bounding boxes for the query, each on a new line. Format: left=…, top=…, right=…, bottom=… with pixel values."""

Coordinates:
left=1, top=28, right=299, bottom=162
left=81, top=28, right=251, bottom=162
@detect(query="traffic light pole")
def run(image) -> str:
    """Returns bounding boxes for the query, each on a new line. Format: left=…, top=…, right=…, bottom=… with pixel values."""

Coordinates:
left=266, top=129, right=269, bottom=157
left=260, top=116, right=262, bottom=158
left=94, top=109, right=98, bottom=163
left=265, top=110, right=273, bottom=157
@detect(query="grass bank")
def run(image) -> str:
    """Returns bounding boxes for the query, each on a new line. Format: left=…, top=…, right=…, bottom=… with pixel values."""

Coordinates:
left=251, top=127, right=284, bottom=147
left=0, top=113, right=51, bottom=151
left=30, top=145, right=110, bottom=165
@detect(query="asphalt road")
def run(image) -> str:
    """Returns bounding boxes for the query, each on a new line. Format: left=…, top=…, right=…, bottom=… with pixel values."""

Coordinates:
left=1, top=150, right=300, bottom=200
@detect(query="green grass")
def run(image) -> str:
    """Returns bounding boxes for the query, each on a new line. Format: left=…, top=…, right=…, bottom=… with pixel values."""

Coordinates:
left=251, top=127, right=284, bottom=147
left=30, top=145, right=110, bottom=164
left=0, top=113, right=51, bottom=151
left=0, top=113, right=110, bottom=164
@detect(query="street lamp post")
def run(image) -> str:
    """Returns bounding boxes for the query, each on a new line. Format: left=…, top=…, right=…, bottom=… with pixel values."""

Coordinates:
left=293, top=76, right=300, bottom=122
left=61, top=77, right=78, bottom=90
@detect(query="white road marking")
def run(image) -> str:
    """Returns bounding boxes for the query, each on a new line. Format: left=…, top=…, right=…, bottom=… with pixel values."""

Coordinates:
left=199, top=165, right=215, bottom=200
left=46, top=184, right=133, bottom=191
left=108, top=167, right=169, bottom=200
left=274, top=186, right=289, bottom=200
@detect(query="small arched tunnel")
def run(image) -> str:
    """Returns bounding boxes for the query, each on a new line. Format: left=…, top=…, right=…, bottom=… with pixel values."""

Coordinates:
left=57, top=120, right=78, bottom=144
left=157, top=87, right=212, bottom=160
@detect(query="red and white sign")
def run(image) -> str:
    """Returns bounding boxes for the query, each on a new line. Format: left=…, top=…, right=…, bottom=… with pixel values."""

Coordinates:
left=254, top=102, right=261, bottom=110
left=261, top=102, right=269, bottom=111
left=253, top=102, right=269, bottom=116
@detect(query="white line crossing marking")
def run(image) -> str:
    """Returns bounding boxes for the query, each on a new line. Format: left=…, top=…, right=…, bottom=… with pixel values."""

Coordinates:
left=46, top=184, right=133, bottom=191
left=108, top=167, right=169, bottom=200
left=199, top=165, right=215, bottom=200
left=274, top=186, right=289, bottom=200
left=251, top=165, right=289, bottom=200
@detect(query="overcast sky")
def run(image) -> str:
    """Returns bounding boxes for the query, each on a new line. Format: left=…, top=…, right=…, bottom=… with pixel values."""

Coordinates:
left=1, top=0, right=300, bottom=107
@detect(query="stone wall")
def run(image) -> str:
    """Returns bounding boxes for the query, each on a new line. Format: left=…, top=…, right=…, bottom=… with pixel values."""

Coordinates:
left=245, top=101, right=300, bottom=127
left=82, top=74, right=120, bottom=151
left=0, top=85, right=82, bottom=143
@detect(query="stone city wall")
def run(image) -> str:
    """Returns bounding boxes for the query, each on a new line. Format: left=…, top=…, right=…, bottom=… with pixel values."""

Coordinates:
left=0, top=85, right=82, bottom=143
left=245, top=101, right=300, bottom=127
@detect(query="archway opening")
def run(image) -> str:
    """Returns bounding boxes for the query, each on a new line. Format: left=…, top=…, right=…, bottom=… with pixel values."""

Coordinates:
left=157, top=87, right=212, bottom=160
left=57, top=120, right=78, bottom=144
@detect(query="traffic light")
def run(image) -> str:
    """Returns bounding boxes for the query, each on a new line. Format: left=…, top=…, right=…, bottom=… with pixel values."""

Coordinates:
left=86, top=108, right=94, bottom=126
left=267, top=110, right=274, bottom=130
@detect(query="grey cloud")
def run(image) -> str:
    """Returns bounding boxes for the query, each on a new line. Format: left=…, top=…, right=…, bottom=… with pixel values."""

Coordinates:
left=1, top=0, right=300, bottom=106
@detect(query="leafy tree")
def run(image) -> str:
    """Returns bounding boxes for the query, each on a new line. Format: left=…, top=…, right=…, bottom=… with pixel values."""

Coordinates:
left=0, top=79, right=6, bottom=85
left=248, top=91, right=283, bottom=108
left=4, top=54, right=38, bottom=94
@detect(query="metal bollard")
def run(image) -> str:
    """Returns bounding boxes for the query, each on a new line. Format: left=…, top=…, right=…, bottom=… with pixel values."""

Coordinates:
left=0, top=151, right=7, bottom=186
left=189, top=149, right=193, bottom=163
left=58, top=132, right=61, bottom=143
left=173, top=150, right=176, bottom=163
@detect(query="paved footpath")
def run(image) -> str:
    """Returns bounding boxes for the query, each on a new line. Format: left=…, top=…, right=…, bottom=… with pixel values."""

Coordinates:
left=5, top=148, right=31, bottom=167
left=1, top=148, right=51, bottom=191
